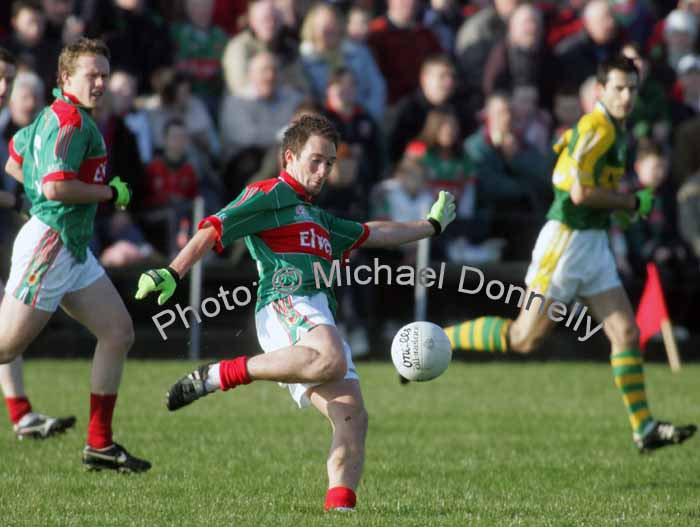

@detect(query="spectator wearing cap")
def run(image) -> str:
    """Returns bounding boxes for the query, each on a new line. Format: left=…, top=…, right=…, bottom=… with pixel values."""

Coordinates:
left=670, top=53, right=700, bottom=127
left=663, top=10, right=698, bottom=74
left=554, top=0, right=623, bottom=89
left=299, top=3, right=386, bottom=121
left=671, top=55, right=700, bottom=189
left=367, top=0, right=442, bottom=105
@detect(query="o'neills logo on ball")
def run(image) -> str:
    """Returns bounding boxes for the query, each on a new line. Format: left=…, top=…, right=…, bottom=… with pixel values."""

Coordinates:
left=271, top=266, right=302, bottom=295
left=399, top=326, right=422, bottom=370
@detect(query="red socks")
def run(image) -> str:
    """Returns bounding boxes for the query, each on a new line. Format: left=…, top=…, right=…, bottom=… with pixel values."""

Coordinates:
left=219, top=357, right=252, bottom=391
left=324, top=487, right=356, bottom=511
left=87, top=393, right=117, bottom=449
left=5, top=396, right=32, bottom=424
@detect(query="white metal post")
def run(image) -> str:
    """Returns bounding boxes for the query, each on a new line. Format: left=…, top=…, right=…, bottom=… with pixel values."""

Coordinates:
left=189, top=196, right=205, bottom=360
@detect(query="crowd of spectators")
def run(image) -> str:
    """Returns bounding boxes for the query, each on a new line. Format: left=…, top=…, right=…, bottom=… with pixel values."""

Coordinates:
left=1, top=0, right=700, bottom=343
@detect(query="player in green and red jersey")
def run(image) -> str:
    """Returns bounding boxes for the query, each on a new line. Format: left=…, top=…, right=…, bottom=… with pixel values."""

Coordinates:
left=444, top=56, right=696, bottom=453
left=136, top=114, right=457, bottom=511
left=0, top=46, right=80, bottom=441
left=0, top=38, right=149, bottom=472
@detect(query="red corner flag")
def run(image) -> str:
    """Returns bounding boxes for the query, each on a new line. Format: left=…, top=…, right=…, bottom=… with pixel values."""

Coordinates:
left=635, top=262, right=669, bottom=351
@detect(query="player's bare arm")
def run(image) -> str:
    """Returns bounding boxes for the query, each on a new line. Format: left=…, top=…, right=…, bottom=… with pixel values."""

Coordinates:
left=169, top=227, right=217, bottom=277
left=363, top=220, right=435, bottom=248
left=42, top=175, right=131, bottom=208
left=570, top=180, right=637, bottom=210
left=42, top=179, right=113, bottom=204
left=364, top=190, right=457, bottom=248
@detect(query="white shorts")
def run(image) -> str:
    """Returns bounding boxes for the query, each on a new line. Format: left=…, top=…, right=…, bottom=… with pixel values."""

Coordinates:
left=6, top=216, right=104, bottom=312
left=525, top=219, right=620, bottom=303
left=255, top=293, right=358, bottom=408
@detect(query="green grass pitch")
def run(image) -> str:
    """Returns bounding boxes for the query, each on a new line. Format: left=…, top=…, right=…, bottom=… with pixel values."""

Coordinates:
left=0, top=360, right=698, bottom=526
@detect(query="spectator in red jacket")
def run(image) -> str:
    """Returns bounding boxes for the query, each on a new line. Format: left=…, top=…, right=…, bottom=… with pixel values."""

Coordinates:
left=367, top=0, right=442, bottom=105
left=145, top=118, right=199, bottom=209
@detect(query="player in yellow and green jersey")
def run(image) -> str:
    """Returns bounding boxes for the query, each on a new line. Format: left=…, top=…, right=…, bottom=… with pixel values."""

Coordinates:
left=0, top=38, right=149, bottom=472
left=444, top=56, right=696, bottom=453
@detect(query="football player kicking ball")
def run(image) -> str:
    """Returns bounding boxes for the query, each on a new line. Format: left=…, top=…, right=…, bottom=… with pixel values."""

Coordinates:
left=0, top=46, right=76, bottom=439
left=0, top=38, right=150, bottom=472
left=136, top=114, right=456, bottom=511
left=444, top=56, right=696, bottom=453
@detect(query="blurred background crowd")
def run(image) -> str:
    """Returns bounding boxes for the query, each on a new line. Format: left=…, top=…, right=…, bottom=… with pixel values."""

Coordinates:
left=0, top=0, right=699, bottom=353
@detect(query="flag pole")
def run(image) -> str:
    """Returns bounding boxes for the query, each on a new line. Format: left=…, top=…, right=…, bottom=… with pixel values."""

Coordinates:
left=660, top=320, right=682, bottom=373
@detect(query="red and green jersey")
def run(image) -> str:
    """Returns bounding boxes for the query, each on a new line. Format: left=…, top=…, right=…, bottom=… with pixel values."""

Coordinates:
left=199, top=171, right=370, bottom=314
left=171, top=22, right=227, bottom=98
left=9, top=89, right=108, bottom=262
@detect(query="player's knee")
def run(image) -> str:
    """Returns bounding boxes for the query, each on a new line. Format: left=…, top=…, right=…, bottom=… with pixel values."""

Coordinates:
left=0, top=334, right=22, bottom=364
left=315, top=352, right=347, bottom=383
left=617, top=323, right=640, bottom=349
left=102, top=319, right=135, bottom=353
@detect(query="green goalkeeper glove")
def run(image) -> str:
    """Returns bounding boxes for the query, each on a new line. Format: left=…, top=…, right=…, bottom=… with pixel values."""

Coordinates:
left=109, top=176, right=132, bottom=210
left=635, top=187, right=654, bottom=218
left=427, top=190, right=457, bottom=235
left=135, top=267, right=180, bottom=305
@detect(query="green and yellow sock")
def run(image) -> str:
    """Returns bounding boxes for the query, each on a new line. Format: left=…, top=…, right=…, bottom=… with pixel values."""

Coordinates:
left=444, top=317, right=512, bottom=352
left=611, top=349, right=654, bottom=436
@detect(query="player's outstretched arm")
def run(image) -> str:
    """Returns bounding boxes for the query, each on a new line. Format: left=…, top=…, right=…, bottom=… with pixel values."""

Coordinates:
left=135, top=227, right=217, bottom=305
left=363, top=191, right=456, bottom=248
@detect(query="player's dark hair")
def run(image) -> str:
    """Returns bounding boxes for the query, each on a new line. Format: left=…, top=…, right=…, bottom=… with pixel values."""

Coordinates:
left=597, top=55, right=638, bottom=85
left=636, top=138, right=664, bottom=161
left=281, top=114, right=340, bottom=168
left=0, top=47, right=16, bottom=66
left=57, top=37, right=110, bottom=88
